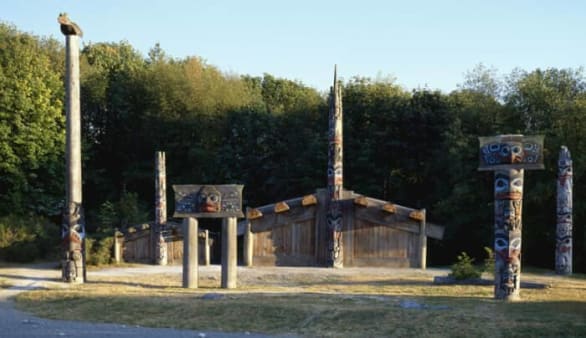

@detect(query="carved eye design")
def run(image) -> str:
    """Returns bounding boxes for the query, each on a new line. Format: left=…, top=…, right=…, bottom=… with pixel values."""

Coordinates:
left=499, top=145, right=510, bottom=157
left=510, top=237, right=521, bottom=250
left=495, top=178, right=509, bottom=192
left=495, top=237, right=508, bottom=251
left=511, top=178, right=523, bottom=190
left=512, top=145, right=522, bottom=155
left=524, top=142, right=535, bottom=151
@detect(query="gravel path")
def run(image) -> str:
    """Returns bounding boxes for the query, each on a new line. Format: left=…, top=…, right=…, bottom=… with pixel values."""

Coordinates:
left=0, top=263, right=288, bottom=338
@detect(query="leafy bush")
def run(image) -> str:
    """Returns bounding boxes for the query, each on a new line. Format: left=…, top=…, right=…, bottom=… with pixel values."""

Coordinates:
left=85, top=235, right=114, bottom=266
left=449, top=252, right=481, bottom=280
left=0, top=214, right=59, bottom=262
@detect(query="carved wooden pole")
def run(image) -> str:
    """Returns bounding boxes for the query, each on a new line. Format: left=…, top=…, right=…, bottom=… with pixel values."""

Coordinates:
left=327, top=66, right=344, bottom=268
left=182, top=217, right=198, bottom=288
left=59, top=14, right=85, bottom=283
left=493, top=169, right=524, bottom=300
left=479, top=135, right=544, bottom=301
left=154, top=151, right=168, bottom=265
left=556, top=146, right=573, bottom=275
left=222, top=217, right=238, bottom=288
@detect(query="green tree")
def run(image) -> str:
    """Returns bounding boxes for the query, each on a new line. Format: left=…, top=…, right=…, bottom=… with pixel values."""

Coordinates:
left=0, top=23, right=65, bottom=215
left=504, top=68, right=586, bottom=269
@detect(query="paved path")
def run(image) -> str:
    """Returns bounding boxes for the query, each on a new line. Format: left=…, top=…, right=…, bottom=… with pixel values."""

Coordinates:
left=0, top=263, right=283, bottom=338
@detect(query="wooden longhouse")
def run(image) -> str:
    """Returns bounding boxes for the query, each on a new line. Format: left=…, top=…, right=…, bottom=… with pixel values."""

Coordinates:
left=240, top=189, right=444, bottom=268
left=239, top=68, right=444, bottom=268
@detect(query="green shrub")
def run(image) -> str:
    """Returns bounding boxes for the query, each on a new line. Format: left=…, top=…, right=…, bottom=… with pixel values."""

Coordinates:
left=85, top=235, right=114, bottom=266
left=449, top=252, right=481, bottom=280
left=0, top=214, right=59, bottom=262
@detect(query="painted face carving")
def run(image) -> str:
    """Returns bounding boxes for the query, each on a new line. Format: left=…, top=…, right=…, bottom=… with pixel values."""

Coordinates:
left=198, top=186, right=221, bottom=213
left=499, top=262, right=519, bottom=296
left=494, top=170, right=523, bottom=200
left=494, top=232, right=521, bottom=263
left=483, top=141, right=523, bottom=165
left=479, top=135, right=543, bottom=170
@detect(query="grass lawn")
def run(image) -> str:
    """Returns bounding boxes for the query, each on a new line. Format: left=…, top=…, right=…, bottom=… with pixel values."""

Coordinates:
left=14, top=267, right=586, bottom=337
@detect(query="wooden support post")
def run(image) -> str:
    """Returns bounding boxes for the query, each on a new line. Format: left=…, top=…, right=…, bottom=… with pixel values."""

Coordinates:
left=222, top=217, right=237, bottom=288
left=493, top=169, right=524, bottom=301
left=479, top=134, right=544, bottom=301
left=113, top=229, right=122, bottom=264
left=419, top=209, right=427, bottom=269
left=154, top=151, right=168, bottom=265
left=243, top=221, right=253, bottom=267
left=204, top=229, right=210, bottom=266
left=182, top=217, right=198, bottom=288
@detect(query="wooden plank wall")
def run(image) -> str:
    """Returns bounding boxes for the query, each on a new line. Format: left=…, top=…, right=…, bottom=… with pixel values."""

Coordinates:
left=122, top=230, right=152, bottom=263
left=253, top=220, right=316, bottom=266
left=344, top=219, right=418, bottom=267
left=251, top=188, right=421, bottom=268
left=121, top=229, right=208, bottom=264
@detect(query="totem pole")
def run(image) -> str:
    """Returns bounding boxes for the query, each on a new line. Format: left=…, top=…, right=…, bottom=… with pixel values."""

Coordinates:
left=478, top=134, right=544, bottom=300
left=59, top=13, right=85, bottom=283
left=556, top=146, right=573, bottom=275
left=154, top=151, right=168, bottom=265
left=327, top=66, right=344, bottom=268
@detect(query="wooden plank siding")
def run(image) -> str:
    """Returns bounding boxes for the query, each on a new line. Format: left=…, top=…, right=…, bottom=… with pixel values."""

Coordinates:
left=345, top=219, right=416, bottom=267
left=253, top=220, right=317, bottom=266
left=121, top=228, right=212, bottom=265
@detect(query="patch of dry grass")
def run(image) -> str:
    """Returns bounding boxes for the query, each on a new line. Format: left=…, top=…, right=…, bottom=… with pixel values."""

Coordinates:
left=0, top=278, right=11, bottom=289
left=14, top=268, right=586, bottom=337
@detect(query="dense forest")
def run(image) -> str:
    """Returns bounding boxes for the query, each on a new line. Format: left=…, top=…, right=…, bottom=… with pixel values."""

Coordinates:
left=0, top=23, right=584, bottom=270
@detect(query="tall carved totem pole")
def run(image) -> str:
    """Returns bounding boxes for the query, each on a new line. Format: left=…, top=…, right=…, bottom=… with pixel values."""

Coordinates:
left=59, top=14, right=85, bottom=283
left=479, top=135, right=544, bottom=300
left=556, top=146, right=573, bottom=275
left=327, top=67, right=344, bottom=268
left=154, top=151, right=168, bottom=265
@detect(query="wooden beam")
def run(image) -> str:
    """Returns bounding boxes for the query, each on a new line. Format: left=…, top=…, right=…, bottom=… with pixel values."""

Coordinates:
left=381, top=203, right=396, bottom=213
left=274, top=201, right=290, bottom=213
left=247, top=208, right=263, bottom=220
left=409, top=210, right=425, bottom=221
left=302, top=194, right=317, bottom=206
left=353, top=196, right=368, bottom=207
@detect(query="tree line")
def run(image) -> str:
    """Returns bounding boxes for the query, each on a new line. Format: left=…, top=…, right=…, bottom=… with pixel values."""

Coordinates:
left=0, top=23, right=584, bottom=270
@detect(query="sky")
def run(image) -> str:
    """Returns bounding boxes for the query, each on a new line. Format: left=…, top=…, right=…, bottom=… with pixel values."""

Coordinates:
left=2, top=0, right=585, bottom=93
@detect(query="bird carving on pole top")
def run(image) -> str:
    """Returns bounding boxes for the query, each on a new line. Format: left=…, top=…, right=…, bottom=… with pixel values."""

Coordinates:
left=58, top=13, right=83, bottom=37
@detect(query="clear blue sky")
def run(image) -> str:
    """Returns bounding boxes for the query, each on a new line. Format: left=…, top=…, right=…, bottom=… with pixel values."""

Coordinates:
left=3, top=0, right=585, bottom=93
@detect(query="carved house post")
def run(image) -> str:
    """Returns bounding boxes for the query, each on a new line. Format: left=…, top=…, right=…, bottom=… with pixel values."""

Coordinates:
left=479, top=135, right=544, bottom=300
